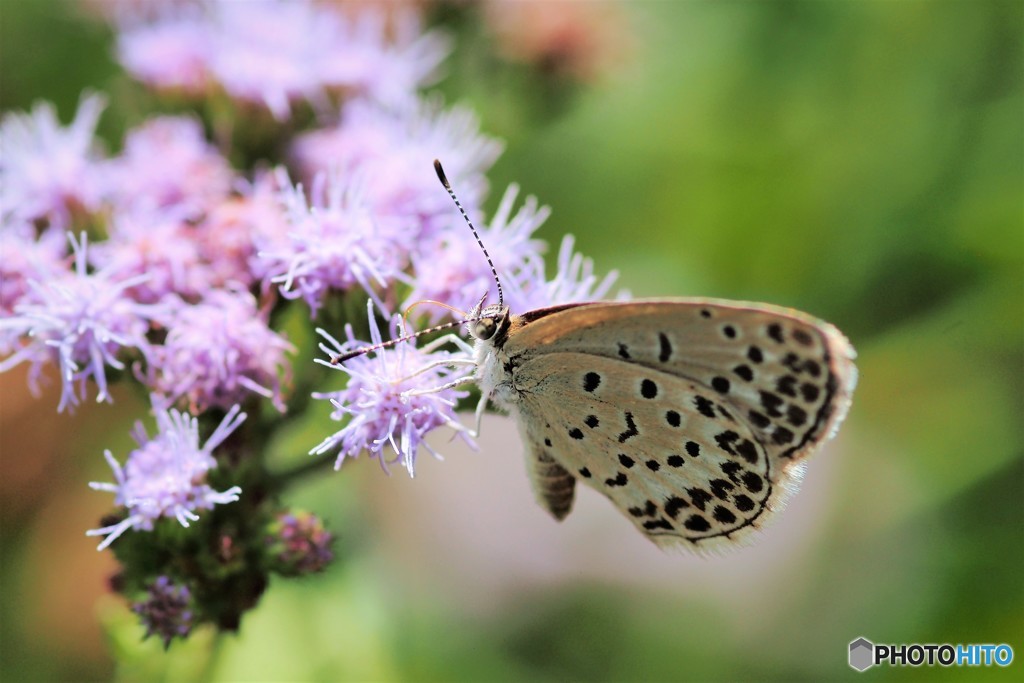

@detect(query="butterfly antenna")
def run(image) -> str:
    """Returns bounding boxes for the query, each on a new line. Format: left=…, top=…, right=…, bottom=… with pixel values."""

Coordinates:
left=330, top=318, right=469, bottom=365
left=434, top=159, right=503, bottom=308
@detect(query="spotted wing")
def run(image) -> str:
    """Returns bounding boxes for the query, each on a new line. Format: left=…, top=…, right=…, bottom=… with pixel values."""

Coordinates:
left=502, top=299, right=856, bottom=549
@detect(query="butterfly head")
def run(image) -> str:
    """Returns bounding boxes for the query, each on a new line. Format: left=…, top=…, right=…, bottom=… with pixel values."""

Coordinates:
left=468, top=303, right=511, bottom=345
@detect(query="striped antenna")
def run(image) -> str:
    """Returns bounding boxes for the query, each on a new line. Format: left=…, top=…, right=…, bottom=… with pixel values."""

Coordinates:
left=434, top=159, right=503, bottom=308
left=330, top=318, right=468, bottom=365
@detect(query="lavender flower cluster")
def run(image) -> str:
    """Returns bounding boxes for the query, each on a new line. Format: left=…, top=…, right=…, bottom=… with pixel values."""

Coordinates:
left=0, top=0, right=620, bottom=646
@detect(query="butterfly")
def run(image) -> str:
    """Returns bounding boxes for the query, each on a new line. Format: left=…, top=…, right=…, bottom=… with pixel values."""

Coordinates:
left=467, top=296, right=856, bottom=550
left=435, top=161, right=858, bottom=551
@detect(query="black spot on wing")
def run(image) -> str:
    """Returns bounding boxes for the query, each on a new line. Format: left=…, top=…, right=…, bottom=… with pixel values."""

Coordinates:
left=664, top=496, right=689, bottom=519
left=741, top=471, right=764, bottom=493
left=605, top=472, right=628, bottom=487
left=640, top=379, right=658, bottom=399
left=735, top=438, right=758, bottom=464
left=617, top=412, right=639, bottom=443
left=694, top=396, right=716, bottom=418
left=801, top=383, right=820, bottom=403
left=687, top=488, right=713, bottom=511
left=713, top=506, right=737, bottom=524
left=643, top=518, right=674, bottom=531
left=748, top=410, right=770, bottom=429
left=734, top=364, right=754, bottom=382
left=734, top=494, right=755, bottom=512
left=685, top=515, right=711, bottom=532
left=658, top=332, right=672, bottom=362
left=792, top=328, right=814, bottom=346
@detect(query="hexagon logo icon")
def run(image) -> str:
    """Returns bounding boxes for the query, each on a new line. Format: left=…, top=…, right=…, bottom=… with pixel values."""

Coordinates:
left=849, top=637, right=875, bottom=672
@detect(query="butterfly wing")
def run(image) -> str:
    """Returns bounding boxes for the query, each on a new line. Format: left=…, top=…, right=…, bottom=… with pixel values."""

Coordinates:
left=518, top=421, right=578, bottom=521
left=501, top=298, right=857, bottom=549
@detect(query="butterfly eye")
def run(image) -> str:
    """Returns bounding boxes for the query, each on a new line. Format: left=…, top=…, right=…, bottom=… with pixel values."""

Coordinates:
left=470, top=317, right=497, bottom=340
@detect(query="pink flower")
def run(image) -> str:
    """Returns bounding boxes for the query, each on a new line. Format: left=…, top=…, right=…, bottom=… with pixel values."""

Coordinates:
left=90, top=209, right=214, bottom=304
left=0, top=233, right=161, bottom=412
left=402, top=183, right=548, bottom=322
left=105, top=116, right=234, bottom=218
left=86, top=403, right=246, bottom=550
left=196, top=172, right=290, bottom=288
left=509, top=234, right=624, bottom=312
left=312, top=300, right=475, bottom=477
left=290, top=97, right=502, bottom=237
left=116, top=9, right=212, bottom=95
left=146, top=289, right=293, bottom=413
left=0, top=94, right=106, bottom=227
left=258, top=169, right=410, bottom=316
left=115, top=1, right=451, bottom=121
left=0, top=223, right=67, bottom=317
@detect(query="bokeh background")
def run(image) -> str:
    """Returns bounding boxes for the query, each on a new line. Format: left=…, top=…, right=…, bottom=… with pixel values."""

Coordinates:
left=1, top=1, right=1021, bottom=681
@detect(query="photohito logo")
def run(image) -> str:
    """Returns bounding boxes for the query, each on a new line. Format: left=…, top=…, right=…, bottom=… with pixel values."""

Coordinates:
left=848, top=637, right=1014, bottom=671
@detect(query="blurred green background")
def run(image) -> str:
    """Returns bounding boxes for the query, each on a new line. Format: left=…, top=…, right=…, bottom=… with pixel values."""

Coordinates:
left=1, top=1, right=1021, bottom=681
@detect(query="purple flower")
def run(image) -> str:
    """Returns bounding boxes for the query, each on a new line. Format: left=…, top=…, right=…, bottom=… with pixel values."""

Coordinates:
left=0, top=93, right=106, bottom=227
left=312, top=300, right=476, bottom=477
left=86, top=402, right=246, bottom=551
left=105, top=116, right=234, bottom=218
left=146, top=289, right=293, bottom=413
left=132, top=576, right=195, bottom=649
left=116, top=1, right=450, bottom=120
left=207, top=0, right=344, bottom=119
left=197, top=172, right=291, bottom=288
left=290, top=97, right=502, bottom=237
left=403, top=183, right=548, bottom=322
left=0, top=233, right=160, bottom=412
left=116, top=9, right=212, bottom=95
left=90, top=209, right=214, bottom=304
left=509, top=234, right=624, bottom=312
left=258, top=169, right=408, bottom=316
left=0, top=222, right=67, bottom=317
left=316, top=11, right=451, bottom=107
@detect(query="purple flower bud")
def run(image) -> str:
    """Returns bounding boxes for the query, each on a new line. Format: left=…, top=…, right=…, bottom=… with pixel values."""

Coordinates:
left=86, top=402, right=246, bottom=550
left=132, top=576, right=194, bottom=649
left=146, top=289, right=293, bottom=412
left=0, top=232, right=160, bottom=412
left=312, top=300, right=476, bottom=477
left=0, top=94, right=106, bottom=227
left=266, top=511, right=334, bottom=576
